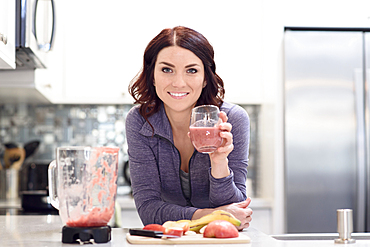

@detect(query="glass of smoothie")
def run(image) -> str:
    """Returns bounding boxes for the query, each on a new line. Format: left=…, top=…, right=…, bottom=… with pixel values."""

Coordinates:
left=189, top=105, right=223, bottom=153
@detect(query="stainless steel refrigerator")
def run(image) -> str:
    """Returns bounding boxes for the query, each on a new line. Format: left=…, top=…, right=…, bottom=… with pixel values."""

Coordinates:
left=284, top=27, right=370, bottom=233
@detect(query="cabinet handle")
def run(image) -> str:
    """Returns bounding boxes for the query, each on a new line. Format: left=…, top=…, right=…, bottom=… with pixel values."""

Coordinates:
left=33, top=0, right=56, bottom=51
left=0, top=33, right=7, bottom=45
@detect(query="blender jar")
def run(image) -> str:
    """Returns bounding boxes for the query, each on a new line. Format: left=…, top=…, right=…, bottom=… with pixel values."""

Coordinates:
left=48, top=146, right=119, bottom=227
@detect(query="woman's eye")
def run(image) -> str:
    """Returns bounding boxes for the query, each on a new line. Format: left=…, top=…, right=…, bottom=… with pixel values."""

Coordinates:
left=187, top=68, right=197, bottom=74
left=162, top=67, right=172, bottom=73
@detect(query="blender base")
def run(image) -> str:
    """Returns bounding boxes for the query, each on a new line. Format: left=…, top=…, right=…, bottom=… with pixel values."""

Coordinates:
left=62, top=225, right=111, bottom=244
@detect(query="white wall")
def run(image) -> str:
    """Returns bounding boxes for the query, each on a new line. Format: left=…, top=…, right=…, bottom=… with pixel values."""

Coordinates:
left=118, top=0, right=264, bottom=104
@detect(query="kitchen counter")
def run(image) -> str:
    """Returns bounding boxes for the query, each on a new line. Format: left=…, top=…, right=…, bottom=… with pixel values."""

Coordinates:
left=0, top=195, right=274, bottom=233
left=1, top=215, right=370, bottom=246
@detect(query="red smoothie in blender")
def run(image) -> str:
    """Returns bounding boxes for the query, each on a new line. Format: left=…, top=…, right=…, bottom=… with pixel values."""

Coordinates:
left=63, top=147, right=118, bottom=227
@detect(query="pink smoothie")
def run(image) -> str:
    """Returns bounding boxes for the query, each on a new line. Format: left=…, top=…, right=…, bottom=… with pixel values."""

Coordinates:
left=189, top=126, right=222, bottom=153
left=66, top=207, right=114, bottom=227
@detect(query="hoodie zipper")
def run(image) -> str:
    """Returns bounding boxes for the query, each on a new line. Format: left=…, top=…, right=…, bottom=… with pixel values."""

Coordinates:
left=174, top=140, right=196, bottom=206
left=155, top=134, right=196, bottom=206
left=186, top=152, right=196, bottom=206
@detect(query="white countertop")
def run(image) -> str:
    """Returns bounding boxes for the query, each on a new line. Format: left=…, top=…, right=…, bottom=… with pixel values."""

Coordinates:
left=1, top=215, right=370, bottom=247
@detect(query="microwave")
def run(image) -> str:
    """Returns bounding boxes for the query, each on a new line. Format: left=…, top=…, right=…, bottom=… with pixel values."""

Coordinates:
left=15, top=0, right=56, bottom=69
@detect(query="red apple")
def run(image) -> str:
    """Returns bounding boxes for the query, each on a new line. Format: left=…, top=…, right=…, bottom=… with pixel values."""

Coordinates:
left=203, top=220, right=239, bottom=238
left=143, top=224, right=167, bottom=232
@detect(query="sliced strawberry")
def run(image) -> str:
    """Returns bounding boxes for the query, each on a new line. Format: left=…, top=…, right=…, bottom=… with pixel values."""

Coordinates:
left=165, top=227, right=184, bottom=237
left=143, top=224, right=167, bottom=232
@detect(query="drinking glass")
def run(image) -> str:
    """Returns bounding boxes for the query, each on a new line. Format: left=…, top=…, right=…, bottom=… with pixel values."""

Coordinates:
left=189, top=105, right=223, bottom=153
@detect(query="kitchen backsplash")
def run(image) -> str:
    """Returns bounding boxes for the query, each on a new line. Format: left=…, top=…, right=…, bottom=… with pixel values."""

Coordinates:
left=0, top=103, right=260, bottom=196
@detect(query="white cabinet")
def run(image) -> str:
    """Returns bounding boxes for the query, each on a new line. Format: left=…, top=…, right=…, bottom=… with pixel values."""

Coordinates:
left=53, top=0, right=134, bottom=104
left=0, top=0, right=264, bottom=103
left=0, top=0, right=63, bottom=104
left=0, top=0, right=15, bottom=69
left=0, top=20, right=61, bottom=104
left=0, top=70, right=53, bottom=103
left=52, top=0, right=263, bottom=104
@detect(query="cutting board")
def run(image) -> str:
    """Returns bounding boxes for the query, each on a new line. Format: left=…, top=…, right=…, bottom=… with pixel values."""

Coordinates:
left=126, top=233, right=251, bottom=245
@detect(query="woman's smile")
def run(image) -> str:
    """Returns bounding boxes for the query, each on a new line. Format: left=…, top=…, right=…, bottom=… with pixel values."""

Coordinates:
left=168, top=91, right=189, bottom=99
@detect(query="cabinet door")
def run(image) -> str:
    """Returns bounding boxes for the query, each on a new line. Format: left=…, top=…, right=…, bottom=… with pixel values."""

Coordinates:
left=62, top=0, right=134, bottom=104
left=0, top=0, right=15, bottom=69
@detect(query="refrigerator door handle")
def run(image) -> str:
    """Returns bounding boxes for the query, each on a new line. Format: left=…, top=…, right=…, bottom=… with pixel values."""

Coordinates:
left=365, top=32, right=370, bottom=232
left=354, top=68, right=366, bottom=232
left=367, top=68, right=370, bottom=232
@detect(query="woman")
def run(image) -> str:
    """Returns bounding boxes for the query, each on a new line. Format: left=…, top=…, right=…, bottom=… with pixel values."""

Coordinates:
left=126, top=26, right=252, bottom=230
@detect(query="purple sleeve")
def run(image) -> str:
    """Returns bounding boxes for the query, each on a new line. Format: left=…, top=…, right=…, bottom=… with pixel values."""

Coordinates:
left=208, top=104, right=250, bottom=206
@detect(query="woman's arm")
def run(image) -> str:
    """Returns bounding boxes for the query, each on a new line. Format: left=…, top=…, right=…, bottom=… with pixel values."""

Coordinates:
left=192, top=104, right=252, bottom=230
left=208, top=104, right=250, bottom=207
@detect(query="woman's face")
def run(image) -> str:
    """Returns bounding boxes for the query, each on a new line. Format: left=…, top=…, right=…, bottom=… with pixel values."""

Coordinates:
left=154, top=46, right=205, bottom=116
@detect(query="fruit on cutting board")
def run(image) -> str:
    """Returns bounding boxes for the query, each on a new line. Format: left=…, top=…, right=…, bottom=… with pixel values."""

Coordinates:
left=143, top=224, right=167, bottom=232
left=203, top=220, right=239, bottom=238
left=178, top=210, right=241, bottom=233
left=162, top=221, right=190, bottom=233
left=142, top=221, right=189, bottom=237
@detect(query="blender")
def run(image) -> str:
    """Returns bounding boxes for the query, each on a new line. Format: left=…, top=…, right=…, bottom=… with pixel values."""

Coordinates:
left=48, top=146, right=119, bottom=243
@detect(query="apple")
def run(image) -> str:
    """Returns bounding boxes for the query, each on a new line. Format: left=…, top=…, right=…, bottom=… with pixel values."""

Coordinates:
left=162, top=221, right=190, bottom=234
left=203, top=220, right=239, bottom=238
left=143, top=224, right=167, bottom=232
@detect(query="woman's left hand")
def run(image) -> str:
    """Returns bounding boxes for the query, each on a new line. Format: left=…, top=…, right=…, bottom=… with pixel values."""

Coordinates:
left=209, top=111, right=234, bottom=178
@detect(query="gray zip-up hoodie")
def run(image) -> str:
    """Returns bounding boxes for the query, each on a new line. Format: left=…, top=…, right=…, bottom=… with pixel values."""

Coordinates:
left=125, top=102, right=250, bottom=225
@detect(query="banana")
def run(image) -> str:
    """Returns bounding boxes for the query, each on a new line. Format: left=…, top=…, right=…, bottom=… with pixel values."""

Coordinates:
left=177, top=219, right=191, bottom=224
left=177, top=210, right=241, bottom=233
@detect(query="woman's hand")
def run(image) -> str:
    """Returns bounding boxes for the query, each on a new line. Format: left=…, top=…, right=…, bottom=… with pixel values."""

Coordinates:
left=209, top=111, right=234, bottom=178
left=191, top=198, right=253, bottom=230
left=217, top=197, right=253, bottom=230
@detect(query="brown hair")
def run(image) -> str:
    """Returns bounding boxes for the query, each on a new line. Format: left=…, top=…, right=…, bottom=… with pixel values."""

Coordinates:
left=129, top=26, right=225, bottom=126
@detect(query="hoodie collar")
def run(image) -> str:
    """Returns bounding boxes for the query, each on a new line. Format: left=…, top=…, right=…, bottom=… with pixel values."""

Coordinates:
left=138, top=103, right=174, bottom=142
